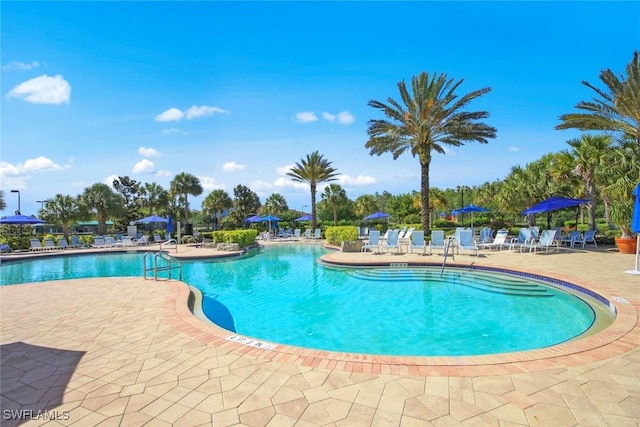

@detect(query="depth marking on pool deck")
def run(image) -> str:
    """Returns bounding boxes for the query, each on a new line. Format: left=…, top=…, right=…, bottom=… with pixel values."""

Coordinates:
left=226, top=335, right=277, bottom=350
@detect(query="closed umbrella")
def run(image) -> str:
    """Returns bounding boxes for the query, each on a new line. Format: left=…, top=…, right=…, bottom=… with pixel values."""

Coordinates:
left=625, top=183, right=640, bottom=275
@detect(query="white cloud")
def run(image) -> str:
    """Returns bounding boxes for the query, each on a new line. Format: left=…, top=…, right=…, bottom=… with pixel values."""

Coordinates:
left=7, top=74, right=71, bottom=104
left=0, top=156, right=70, bottom=176
left=250, top=180, right=272, bottom=191
left=273, top=177, right=308, bottom=190
left=133, top=159, right=155, bottom=173
left=337, top=110, right=355, bottom=125
left=322, top=112, right=335, bottom=122
left=2, top=61, right=40, bottom=71
left=276, top=164, right=294, bottom=176
left=295, top=111, right=318, bottom=123
left=509, top=146, right=519, bottom=152
left=138, top=146, right=160, bottom=157
left=337, top=174, right=377, bottom=186
left=186, top=105, right=228, bottom=119
left=222, top=161, right=245, bottom=172
left=162, top=128, right=188, bottom=135
left=156, top=170, right=172, bottom=177
left=198, top=176, right=225, bottom=191
left=155, top=107, right=185, bottom=122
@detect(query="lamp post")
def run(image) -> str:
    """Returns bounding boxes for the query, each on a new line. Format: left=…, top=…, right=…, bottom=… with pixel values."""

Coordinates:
left=302, top=205, right=308, bottom=214
left=11, top=190, right=22, bottom=237
left=36, top=200, right=45, bottom=236
left=456, top=186, right=469, bottom=225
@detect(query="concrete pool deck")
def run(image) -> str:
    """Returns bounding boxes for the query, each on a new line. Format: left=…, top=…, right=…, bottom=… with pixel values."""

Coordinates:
left=1, top=241, right=639, bottom=426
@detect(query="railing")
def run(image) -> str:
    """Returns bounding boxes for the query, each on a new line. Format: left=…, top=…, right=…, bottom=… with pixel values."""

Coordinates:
left=160, top=239, right=178, bottom=252
left=440, top=239, right=455, bottom=277
left=143, top=251, right=182, bottom=281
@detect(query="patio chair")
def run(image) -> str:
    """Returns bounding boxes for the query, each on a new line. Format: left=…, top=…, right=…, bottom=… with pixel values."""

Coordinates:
left=361, top=229, right=381, bottom=253
left=560, top=230, right=582, bottom=247
left=575, top=230, right=598, bottom=248
left=478, top=229, right=509, bottom=251
left=71, top=235, right=83, bottom=248
left=0, top=244, right=11, bottom=253
left=311, top=229, right=322, bottom=239
left=153, top=233, right=166, bottom=243
left=91, top=236, right=107, bottom=248
left=104, top=236, right=119, bottom=247
left=428, top=230, right=446, bottom=255
left=479, top=227, right=494, bottom=243
left=292, top=229, right=301, bottom=239
left=58, top=238, right=70, bottom=249
left=408, top=231, right=427, bottom=255
left=520, top=229, right=559, bottom=253
left=508, top=228, right=533, bottom=250
left=136, top=235, right=150, bottom=246
left=43, top=238, right=61, bottom=250
left=458, top=230, right=479, bottom=256
left=29, top=238, right=46, bottom=251
left=121, top=236, right=135, bottom=247
left=380, top=230, right=401, bottom=254
left=304, top=229, right=312, bottom=239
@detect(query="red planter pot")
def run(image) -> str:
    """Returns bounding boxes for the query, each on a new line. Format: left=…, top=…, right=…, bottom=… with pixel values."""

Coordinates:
left=615, top=236, right=639, bottom=254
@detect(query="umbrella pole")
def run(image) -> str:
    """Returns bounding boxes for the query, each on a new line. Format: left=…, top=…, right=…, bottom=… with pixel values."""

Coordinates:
left=626, top=236, right=640, bottom=275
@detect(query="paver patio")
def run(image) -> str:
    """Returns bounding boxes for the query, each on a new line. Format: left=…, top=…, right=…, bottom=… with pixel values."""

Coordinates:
left=1, top=242, right=639, bottom=426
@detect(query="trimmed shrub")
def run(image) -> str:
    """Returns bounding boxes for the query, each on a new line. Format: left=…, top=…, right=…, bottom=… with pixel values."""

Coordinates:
left=324, top=226, right=359, bottom=246
left=211, top=229, right=258, bottom=247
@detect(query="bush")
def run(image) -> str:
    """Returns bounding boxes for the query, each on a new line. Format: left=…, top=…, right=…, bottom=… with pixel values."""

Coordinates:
left=210, top=229, right=258, bottom=247
left=324, top=226, right=359, bottom=246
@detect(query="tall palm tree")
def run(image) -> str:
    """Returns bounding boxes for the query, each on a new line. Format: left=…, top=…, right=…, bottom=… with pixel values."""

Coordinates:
left=321, top=184, right=348, bottom=225
left=79, top=183, right=124, bottom=235
left=552, top=134, right=612, bottom=230
left=140, top=182, right=168, bottom=215
left=0, top=190, right=6, bottom=212
left=170, top=172, right=203, bottom=226
left=202, top=189, right=233, bottom=230
left=366, top=71, right=496, bottom=235
left=286, top=151, right=339, bottom=230
left=264, top=193, right=289, bottom=216
left=353, top=194, right=379, bottom=219
left=556, top=51, right=640, bottom=145
left=41, top=194, right=79, bottom=241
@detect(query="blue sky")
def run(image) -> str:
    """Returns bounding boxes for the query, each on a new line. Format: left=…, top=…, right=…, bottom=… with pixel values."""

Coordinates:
left=2, top=1, right=639, bottom=216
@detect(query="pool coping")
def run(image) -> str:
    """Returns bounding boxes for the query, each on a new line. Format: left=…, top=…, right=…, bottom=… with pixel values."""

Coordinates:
left=162, top=254, right=639, bottom=377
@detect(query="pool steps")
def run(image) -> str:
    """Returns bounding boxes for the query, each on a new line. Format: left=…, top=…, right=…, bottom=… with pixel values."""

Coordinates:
left=346, top=268, right=554, bottom=298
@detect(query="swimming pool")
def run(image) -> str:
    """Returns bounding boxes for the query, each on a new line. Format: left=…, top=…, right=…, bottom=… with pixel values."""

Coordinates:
left=0, top=245, right=615, bottom=356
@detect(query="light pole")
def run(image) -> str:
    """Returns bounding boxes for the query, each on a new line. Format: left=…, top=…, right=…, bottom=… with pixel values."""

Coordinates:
left=302, top=205, right=308, bottom=214
left=11, top=190, right=22, bottom=237
left=36, top=200, right=45, bottom=236
left=11, top=190, right=21, bottom=215
left=456, top=186, right=468, bottom=225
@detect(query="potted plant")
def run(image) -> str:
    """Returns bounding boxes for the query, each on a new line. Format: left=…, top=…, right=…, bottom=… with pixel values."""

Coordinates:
left=610, top=200, right=637, bottom=254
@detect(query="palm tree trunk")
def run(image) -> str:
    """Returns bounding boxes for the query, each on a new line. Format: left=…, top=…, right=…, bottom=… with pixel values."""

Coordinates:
left=62, top=223, right=69, bottom=241
left=586, top=179, right=597, bottom=230
left=183, top=193, right=189, bottom=227
left=333, top=206, right=337, bottom=225
left=311, top=183, right=317, bottom=230
left=420, top=159, right=431, bottom=236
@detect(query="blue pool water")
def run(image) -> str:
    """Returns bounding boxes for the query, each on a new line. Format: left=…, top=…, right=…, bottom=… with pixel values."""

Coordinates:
left=0, top=245, right=609, bottom=356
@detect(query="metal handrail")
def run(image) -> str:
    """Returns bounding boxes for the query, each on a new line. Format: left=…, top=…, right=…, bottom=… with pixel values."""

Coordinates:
left=160, top=238, right=178, bottom=252
left=440, top=239, right=455, bottom=277
left=143, top=250, right=182, bottom=281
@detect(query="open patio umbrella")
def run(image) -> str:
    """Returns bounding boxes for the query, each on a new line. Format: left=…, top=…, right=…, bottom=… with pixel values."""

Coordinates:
left=295, top=214, right=313, bottom=222
left=364, top=211, right=390, bottom=220
left=457, top=205, right=489, bottom=228
left=244, top=215, right=263, bottom=223
left=136, top=215, right=169, bottom=223
left=261, top=214, right=281, bottom=232
left=0, top=214, right=45, bottom=224
left=625, top=183, right=640, bottom=275
left=522, top=196, right=590, bottom=229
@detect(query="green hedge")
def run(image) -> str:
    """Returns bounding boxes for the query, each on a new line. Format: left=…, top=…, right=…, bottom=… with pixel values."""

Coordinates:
left=210, top=229, right=258, bottom=247
left=324, top=226, right=359, bottom=246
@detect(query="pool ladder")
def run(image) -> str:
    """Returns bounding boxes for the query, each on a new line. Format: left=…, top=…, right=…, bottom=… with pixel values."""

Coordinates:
left=144, top=251, right=182, bottom=281
left=440, top=239, right=455, bottom=277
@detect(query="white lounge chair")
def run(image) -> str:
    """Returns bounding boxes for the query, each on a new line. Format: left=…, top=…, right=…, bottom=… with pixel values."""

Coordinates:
left=380, top=230, right=401, bottom=254
left=92, top=236, right=107, bottom=248
left=121, top=236, right=135, bottom=247
left=311, top=229, right=322, bottom=239
left=520, top=229, right=559, bottom=253
left=304, top=229, right=312, bottom=239
left=104, top=236, right=119, bottom=247
left=428, top=230, right=446, bottom=255
left=292, top=229, right=301, bottom=239
left=509, top=228, right=533, bottom=250
left=29, top=239, right=46, bottom=251
left=408, top=231, right=426, bottom=255
left=136, top=235, right=150, bottom=246
left=478, top=229, right=509, bottom=251
left=153, top=233, right=166, bottom=243
left=458, top=230, right=479, bottom=256
left=362, top=230, right=381, bottom=253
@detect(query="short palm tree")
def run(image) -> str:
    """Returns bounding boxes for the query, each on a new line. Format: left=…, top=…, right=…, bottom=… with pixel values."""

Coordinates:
left=366, top=71, right=496, bottom=235
left=140, top=182, right=168, bottom=215
left=80, top=183, right=124, bottom=236
left=170, top=172, right=203, bottom=226
left=353, top=194, right=379, bottom=219
left=321, top=184, right=348, bottom=225
left=287, top=151, right=339, bottom=230
left=42, top=194, right=79, bottom=241
left=202, top=189, right=233, bottom=230
left=556, top=51, right=639, bottom=145
left=264, top=193, right=289, bottom=216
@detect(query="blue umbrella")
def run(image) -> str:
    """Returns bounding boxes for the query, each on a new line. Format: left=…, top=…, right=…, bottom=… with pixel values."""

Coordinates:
left=0, top=214, right=45, bottom=224
left=522, top=197, right=590, bottom=215
left=260, top=215, right=281, bottom=232
left=626, top=183, right=640, bottom=275
left=295, top=214, right=313, bottom=222
left=136, top=215, right=169, bottom=224
left=456, top=205, right=489, bottom=228
left=167, top=216, right=174, bottom=233
left=364, top=211, right=390, bottom=220
left=244, top=215, right=263, bottom=223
